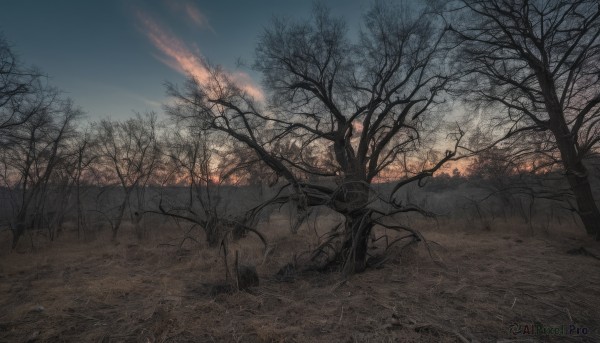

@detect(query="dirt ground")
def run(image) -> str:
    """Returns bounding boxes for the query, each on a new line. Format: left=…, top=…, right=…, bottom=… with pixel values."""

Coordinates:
left=1, top=216, right=599, bottom=343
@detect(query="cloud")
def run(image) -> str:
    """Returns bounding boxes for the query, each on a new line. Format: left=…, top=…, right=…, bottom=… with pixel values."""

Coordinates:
left=352, top=121, right=364, bottom=134
left=230, top=71, right=265, bottom=102
left=135, top=8, right=264, bottom=101
left=162, top=0, right=215, bottom=32
left=135, top=10, right=210, bottom=83
left=183, top=2, right=215, bottom=32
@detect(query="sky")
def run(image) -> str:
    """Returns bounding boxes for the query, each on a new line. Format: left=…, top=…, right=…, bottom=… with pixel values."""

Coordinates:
left=0, top=0, right=366, bottom=121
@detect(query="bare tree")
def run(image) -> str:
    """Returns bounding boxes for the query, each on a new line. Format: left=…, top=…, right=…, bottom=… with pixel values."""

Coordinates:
left=0, top=97, right=82, bottom=248
left=93, top=112, right=161, bottom=241
left=0, top=34, right=90, bottom=248
left=160, top=126, right=228, bottom=246
left=0, top=35, right=44, bottom=133
left=166, top=3, right=462, bottom=274
left=67, top=128, right=97, bottom=238
left=449, top=0, right=600, bottom=239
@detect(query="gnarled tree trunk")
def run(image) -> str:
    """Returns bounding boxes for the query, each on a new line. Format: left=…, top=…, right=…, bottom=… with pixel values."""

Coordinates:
left=545, top=92, right=600, bottom=240
left=555, top=130, right=600, bottom=239
left=341, top=209, right=373, bottom=275
left=336, top=180, right=373, bottom=275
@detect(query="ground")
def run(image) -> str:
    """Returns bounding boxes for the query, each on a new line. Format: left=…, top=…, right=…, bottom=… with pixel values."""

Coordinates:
left=1, top=215, right=599, bottom=342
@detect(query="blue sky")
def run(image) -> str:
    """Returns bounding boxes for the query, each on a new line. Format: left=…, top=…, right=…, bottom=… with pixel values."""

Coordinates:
left=0, top=1, right=366, bottom=120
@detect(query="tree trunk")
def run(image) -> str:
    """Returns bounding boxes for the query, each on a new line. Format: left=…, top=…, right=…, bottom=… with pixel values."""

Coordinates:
left=566, top=171, right=600, bottom=239
left=76, top=182, right=84, bottom=239
left=552, top=121, right=600, bottom=239
left=11, top=212, right=28, bottom=250
left=538, top=74, right=600, bottom=239
left=341, top=210, right=373, bottom=275
left=205, top=214, right=221, bottom=247
left=112, top=191, right=131, bottom=241
left=336, top=179, right=372, bottom=275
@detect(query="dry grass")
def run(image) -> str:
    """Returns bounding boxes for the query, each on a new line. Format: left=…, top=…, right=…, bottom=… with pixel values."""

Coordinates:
left=1, top=215, right=599, bottom=342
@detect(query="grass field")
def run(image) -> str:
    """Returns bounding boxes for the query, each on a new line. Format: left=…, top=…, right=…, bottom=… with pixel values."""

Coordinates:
left=1, top=214, right=599, bottom=342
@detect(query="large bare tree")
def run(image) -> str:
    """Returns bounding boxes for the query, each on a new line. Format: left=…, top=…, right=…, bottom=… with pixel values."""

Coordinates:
left=449, top=0, right=600, bottom=239
left=167, top=3, right=462, bottom=274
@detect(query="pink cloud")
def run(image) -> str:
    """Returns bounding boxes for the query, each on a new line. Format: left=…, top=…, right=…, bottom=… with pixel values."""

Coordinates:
left=183, top=2, right=214, bottom=32
left=135, top=9, right=210, bottom=83
left=163, top=1, right=215, bottom=32
left=352, top=121, right=364, bottom=133
left=231, top=71, right=265, bottom=101
left=135, top=9, right=264, bottom=101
